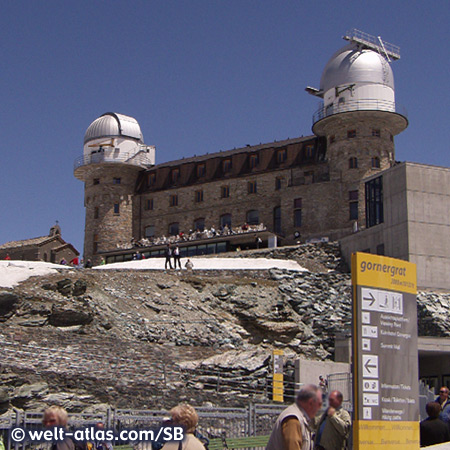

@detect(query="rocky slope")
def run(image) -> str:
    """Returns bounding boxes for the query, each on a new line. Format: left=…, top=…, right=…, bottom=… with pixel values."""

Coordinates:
left=0, top=243, right=448, bottom=415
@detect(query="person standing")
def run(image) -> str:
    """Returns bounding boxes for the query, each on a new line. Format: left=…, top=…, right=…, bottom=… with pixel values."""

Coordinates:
left=173, top=245, right=181, bottom=269
left=42, top=406, right=75, bottom=450
left=420, top=401, right=450, bottom=447
left=165, top=244, right=173, bottom=269
left=314, top=390, right=351, bottom=450
left=266, top=384, right=322, bottom=450
left=436, top=386, right=450, bottom=425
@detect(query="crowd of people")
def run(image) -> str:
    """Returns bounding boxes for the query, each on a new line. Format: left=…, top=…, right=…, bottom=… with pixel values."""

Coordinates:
left=117, top=223, right=266, bottom=251
left=2, top=383, right=450, bottom=449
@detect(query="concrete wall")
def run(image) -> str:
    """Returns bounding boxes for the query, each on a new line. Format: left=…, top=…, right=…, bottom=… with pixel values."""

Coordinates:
left=340, top=162, right=450, bottom=290
left=405, top=164, right=450, bottom=290
left=295, top=358, right=350, bottom=386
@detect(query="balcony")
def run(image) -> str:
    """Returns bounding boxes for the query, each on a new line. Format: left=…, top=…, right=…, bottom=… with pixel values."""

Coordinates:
left=74, top=151, right=153, bottom=172
left=312, top=99, right=408, bottom=125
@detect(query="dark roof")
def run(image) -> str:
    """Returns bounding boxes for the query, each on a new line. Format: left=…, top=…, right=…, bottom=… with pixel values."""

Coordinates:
left=0, top=235, right=56, bottom=249
left=150, top=136, right=314, bottom=170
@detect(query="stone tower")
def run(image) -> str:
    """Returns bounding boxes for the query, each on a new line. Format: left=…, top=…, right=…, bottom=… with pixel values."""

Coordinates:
left=307, top=30, right=408, bottom=230
left=74, top=113, right=155, bottom=263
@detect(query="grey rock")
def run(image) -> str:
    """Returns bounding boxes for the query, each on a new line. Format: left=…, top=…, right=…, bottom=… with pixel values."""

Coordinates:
left=72, top=280, right=87, bottom=296
left=0, top=292, right=19, bottom=319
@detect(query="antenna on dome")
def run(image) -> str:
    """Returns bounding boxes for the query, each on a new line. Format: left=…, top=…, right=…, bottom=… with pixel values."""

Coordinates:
left=343, top=28, right=400, bottom=61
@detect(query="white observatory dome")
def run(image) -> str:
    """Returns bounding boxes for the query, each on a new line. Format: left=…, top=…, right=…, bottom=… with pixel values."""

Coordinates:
left=84, top=112, right=144, bottom=144
left=320, top=44, right=394, bottom=93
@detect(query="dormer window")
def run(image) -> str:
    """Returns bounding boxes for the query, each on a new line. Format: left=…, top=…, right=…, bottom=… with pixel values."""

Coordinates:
left=196, top=163, right=206, bottom=177
left=305, top=146, right=314, bottom=159
left=223, top=159, right=232, bottom=173
left=249, top=154, right=259, bottom=169
left=147, top=173, right=156, bottom=187
left=171, top=169, right=180, bottom=184
left=276, top=149, right=287, bottom=164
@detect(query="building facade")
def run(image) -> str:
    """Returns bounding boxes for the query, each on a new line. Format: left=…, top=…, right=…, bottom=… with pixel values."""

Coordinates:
left=0, top=223, right=79, bottom=263
left=340, top=162, right=450, bottom=290
left=74, top=30, right=409, bottom=263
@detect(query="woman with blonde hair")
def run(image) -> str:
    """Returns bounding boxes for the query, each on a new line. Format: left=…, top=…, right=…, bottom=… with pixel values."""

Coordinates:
left=161, top=404, right=205, bottom=450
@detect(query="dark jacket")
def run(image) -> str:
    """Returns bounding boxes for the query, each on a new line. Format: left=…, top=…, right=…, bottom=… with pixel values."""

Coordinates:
left=420, top=417, right=450, bottom=447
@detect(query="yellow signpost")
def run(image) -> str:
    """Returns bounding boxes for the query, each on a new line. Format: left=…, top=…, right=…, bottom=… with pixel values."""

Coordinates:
left=352, top=252, right=419, bottom=449
left=272, top=349, right=284, bottom=402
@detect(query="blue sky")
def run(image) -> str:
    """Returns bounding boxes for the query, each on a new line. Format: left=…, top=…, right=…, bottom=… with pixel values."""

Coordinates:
left=1, top=1, right=449, bottom=255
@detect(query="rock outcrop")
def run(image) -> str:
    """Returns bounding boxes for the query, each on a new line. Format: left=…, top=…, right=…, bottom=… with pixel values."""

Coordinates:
left=0, top=243, right=448, bottom=414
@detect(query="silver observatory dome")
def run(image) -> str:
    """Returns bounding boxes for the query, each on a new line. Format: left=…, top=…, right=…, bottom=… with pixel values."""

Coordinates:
left=84, top=112, right=144, bottom=144
left=320, top=44, right=394, bottom=93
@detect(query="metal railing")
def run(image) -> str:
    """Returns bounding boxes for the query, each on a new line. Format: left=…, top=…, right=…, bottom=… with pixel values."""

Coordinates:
left=344, top=29, right=400, bottom=60
left=1, top=404, right=285, bottom=450
left=74, top=151, right=153, bottom=171
left=312, top=99, right=407, bottom=125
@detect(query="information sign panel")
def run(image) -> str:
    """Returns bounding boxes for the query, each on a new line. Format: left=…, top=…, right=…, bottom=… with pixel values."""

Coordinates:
left=352, top=253, right=419, bottom=449
left=272, top=349, right=284, bottom=402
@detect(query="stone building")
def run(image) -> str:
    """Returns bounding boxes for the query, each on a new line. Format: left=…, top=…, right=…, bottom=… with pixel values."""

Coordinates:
left=74, top=30, right=409, bottom=263
left=0, top=223, right=79, bottom=263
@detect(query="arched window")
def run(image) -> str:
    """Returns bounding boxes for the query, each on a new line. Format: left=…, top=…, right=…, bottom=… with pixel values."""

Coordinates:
left=273, top=207, right=281, bottom=234
left=372, top=157, right=380, bottom=168
left=246, top=210, right=260, bottom=225
left=220, top=213, right=232, bottom=229
left=349, top=157, right=358, bottom=169
left=168, top=222, right=179, bottom=236
left=194, top=218, right=205, bottom=232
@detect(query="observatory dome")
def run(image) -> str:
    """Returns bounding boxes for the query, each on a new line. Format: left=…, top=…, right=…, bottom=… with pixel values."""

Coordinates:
left=320, top=44, right=394, bottom=93
left=84, top=113, right=144, bottom=144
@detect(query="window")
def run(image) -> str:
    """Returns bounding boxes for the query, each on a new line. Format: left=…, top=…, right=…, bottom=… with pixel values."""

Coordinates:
left=248, top=181, right=257, bottom=194
left=144, top=199, right=153, bottom=210
left=294, top=210, right=302, bottom=227
left=249, top=154, right=259, bottom=169
left=145, top=225, right=155, bottom=238
left=93, top=234, right=99, bottom=254
left=220, top=213, right=232, bottom=229
left=246, top=210, right=259, bottom=225
left=168, top=223, right=179, bottom=236
left=275, top=177, right=282, bottom=190
left=196, top=163, right=206, bottom=178
left=349, top=157, right=358, bottom=169
left=169, top=194, right=178, bottom=207
left=147, top=173, right=156, bottom=187
left=276, top=149, right=287, bottom=164
left=305, top=146, right=314, bottom=159
left=114, top=203, right=120, bottom=215
left=171, top=169, right=180, bottom=184
left=195, top=190, right=203, bottom=203
left=294, top=198, right=302, bottom=227
left=349, top=190, right=359, bottom=220
left=347, top=130, right=356, bottom=138
left=113, top=177, right=121, bottom=184
left=330, top=135, right=335, bottom=144
left=222, top=159, right=232, bottom=173
left=273, top=206, right=281, bottom=234
left=194, top=218, right=205, bottom=232
left=94, top=207, right=99, bottom=219
left=372, top=129, right=380, bottom=137
left=221, top=185, right=230, bottom=198
left=365, top=176, right=384, bottom=228
left=93, top=178, right=100, bottom=185
left=371, top=157, right=380, bottom=168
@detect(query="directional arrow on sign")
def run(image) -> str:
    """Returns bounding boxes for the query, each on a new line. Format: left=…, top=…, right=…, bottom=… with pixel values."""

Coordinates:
left=364, top=359, right=377, bottom=374
left=363, top=292, right=376, bottom=306
left=362, top=355, right=379, bottom=378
